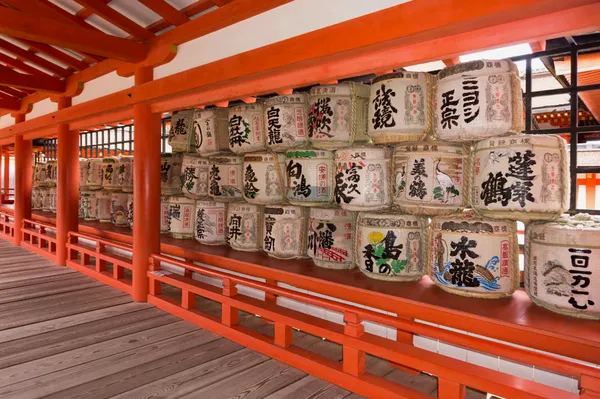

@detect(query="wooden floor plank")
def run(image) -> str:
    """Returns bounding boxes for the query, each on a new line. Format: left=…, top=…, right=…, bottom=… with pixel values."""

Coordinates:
left=182, top=359, right=306, bottom=399
left=0, top=321, right=199, bottom=389
left=0, top=272, right=88, bottom=290
left=0, top=309, right=176, bottom=368
left=111, top=348, right=269, bottom=399
left=0, top=267, right=75, bottom=283
left=50, top=338, right=245, bottom=399
left=0, top=302, right=152, bottom=343
left=0, top=330, right=218, bottom=398
left=0, top=277, right=101, bottom=304
left=264, top=375, right=351, bottom=399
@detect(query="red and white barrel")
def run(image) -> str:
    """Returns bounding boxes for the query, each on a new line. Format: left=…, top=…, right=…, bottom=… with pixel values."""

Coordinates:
left=242, top=152, right=286, bottom=205
left=111, top=192, right=129, bottom=226
left=307, top=208, right=356, bottom=269
left=194, top=108, right=230, bottom=156
left=208, top=155, right=244, bottom=202
left=228, top=103, right=266, bottom=154
left=195, top=200, right=227, bottom=245
left=226, top=203, right=262, bottom=252
left=263, top=205, right=308, bottom=259
left=285, top=149, right=334, bottom=206
left=160, top=153, right=183, bottom=196
left=169, top=196, right=196, bottom=239
left=96, top=191, right=112, bottom=223
left=181, top=154, right=209, bottom=200
left=264, top=93, right=309, bottom=151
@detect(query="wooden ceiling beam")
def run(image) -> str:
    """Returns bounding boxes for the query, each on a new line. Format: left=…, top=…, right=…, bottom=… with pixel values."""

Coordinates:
left=0, top=95, right=21, bottom=111
left=0, top=64, right=65, bottom=93
left=0, top=52, right=50, bottom=76
left=0, top=7, right=149, bottom=63
left=138, top=0, right=189, bottom=26
left=0, top=39, right=70, bottom=77
left=0, top=86, right=28, bottom=98
left=19, top=40, right=90, bottom=71
left=145, top=0, right=220, bottom=33
left=73, top=0, right=155, bottom=41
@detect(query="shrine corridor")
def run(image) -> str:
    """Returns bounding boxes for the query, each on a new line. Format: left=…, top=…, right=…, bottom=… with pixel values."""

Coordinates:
left=0, top=239, right=489, bottom=399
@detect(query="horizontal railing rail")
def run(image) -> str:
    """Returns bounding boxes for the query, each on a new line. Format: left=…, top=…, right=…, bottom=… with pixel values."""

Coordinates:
left=21, top=218, right=56, bottom=261
left=148, top=253, right=589, bottom=399
left=0, top=211, right=14, bottom=239
left=66, top=231, right=133, bottom=295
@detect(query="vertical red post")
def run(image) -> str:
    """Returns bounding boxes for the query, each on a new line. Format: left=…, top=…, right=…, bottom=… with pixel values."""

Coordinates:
left=2, top=147, right=9, bottom=202
left=56, top=97, right=78, bottom=266
left=13, top=114, right=31, bottom=246
left=132, top=66, right=161, bottom=302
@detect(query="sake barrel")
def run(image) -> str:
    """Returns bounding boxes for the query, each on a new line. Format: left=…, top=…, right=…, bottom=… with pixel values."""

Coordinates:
left=194, top=108, right=230, bottom=156
left=80, top=191, right=97, bottom=221
left=79, top=159, right=89, bottom=189
left=96, top=191, right=112, bottom=223
left=45, top=161, right=57, bottom=187
left=78, top=191, right=85, bottom=219
left=169, top=196, right=196, bottom=239
left=525, top=214, right=600, bottom=320
left=160, top=196, right=171, bottom=234
left=127, top=194, right=134, bottom=229
left=43, top=188, right=54, bottom=212
left=226, top=203, right=262, bottom=252
left=34, top=163, right=45, bottom=188
left=102, top=158, right=120, bottom=191
left=285, top=149, right=334, bottom=205
left=368, top=72, right=433, bottom=144
left=117, top=156, right=133, bottom=193
left=208, top=155, right=243, bottom=202
left=228, top=103, right=266, bottom=154
left=307, top=82, right=370, bottom=149
left=307, top=208, right=356, bottom=269
left=168, top=109, right=197, bottom=153
left=393, top=142, right=469, bottom=216
left=195, top=200, right=227, bottom=245
left=263, top=205, right=307, bottom=259
left=264, top=93, right=309, bottom=151
left=181, top=154, right=209, bottom=199
left=160, top=153, right=183, bottom=196
left=87, top=158, right=104, bottom=190
left=334, top=146, right=392, bottom=211
left=434, top=59, right=523, bottom=142
left=428, top=211, right=519, bottom=298
left=38, top=188, right=48, bottom=211
left=471, top=134, right=569, bottom=221
left=49, top=187, right=57, bottom=213
left=242, top=152, right=286, bottom=204
left=356, top=213, right=425, bottom=281
left=111, top=192, right=129, bottom=226
left=32, top=188, right=42, bottom=210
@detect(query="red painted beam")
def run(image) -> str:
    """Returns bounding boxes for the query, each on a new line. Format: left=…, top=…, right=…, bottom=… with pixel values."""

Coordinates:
left=0, top=6, right=149, bottom=63
left=138, top=0, right=189, bottom=26
left=0, top=96, right=22, bottom=111
left=0, top=38, right=70, bottom=78
left=20, top=40, right=90, bottom=71
left=0, top=65, right=65, bottom=93
left=74, top=0, right=154, bottom=41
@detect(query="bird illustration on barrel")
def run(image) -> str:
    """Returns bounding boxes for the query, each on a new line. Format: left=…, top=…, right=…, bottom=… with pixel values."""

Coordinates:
left=433, top=158, right=458, bottom=203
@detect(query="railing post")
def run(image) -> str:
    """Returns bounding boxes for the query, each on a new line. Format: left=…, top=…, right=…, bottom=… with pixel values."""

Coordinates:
left=38, top=225, right=45, bottom=248
left=438, top=378, right=466, bottom=399
left=67, top=234, right=73, bottom=262
left=274, top=322, right=292, bottom=348
left=148, top=257, right=162, bottom=296
left=581, top=374, right=600, bottom=399
left=2, top=148, right=9, bottom=202
left=132, top=66, right=161, bottom=302
left=56, top=96, right=78, bottom=267
left=96, top=242, right=106, bottom=272
left=13, top=119, right=32, bottom=247
left=343, top=312, right=365, bottom=377
left=222, top=278, right=238, bottom=327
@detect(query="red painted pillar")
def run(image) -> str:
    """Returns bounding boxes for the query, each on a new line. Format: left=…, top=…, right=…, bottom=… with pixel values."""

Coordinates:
left=132, top=67, right=161, bottom=302
left=1, top=147, right=8, bottom=202
left=56, top=97, right=78, bottom=266
left=13, top=114, right=31, bottom=246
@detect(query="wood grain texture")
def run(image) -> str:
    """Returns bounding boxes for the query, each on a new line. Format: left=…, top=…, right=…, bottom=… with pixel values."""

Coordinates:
left=0, top=237, right=466, bottom=399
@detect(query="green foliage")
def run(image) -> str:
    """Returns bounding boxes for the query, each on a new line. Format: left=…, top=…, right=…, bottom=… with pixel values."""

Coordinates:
left=433, top=186, right=443, bottom=200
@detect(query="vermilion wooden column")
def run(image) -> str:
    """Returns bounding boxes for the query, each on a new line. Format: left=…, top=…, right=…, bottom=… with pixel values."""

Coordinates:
left=1, top=147, right=8, bottom=202
left=132, top=66, right=161, bottom=302
left=13, top=114, right=31, bottom=246
left=56, top=97, right=78, bottom=266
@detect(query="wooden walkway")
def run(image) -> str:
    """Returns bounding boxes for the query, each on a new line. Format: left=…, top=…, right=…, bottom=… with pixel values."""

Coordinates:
left=0, top=239, right=489, bottom=399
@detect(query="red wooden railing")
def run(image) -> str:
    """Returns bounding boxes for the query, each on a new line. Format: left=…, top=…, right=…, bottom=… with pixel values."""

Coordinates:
left=0, top=187, right=14, bottom=204
left=21, top=219, right=57, bottom=261
left=0, top=211, right=14, bottom=239
left=147, top=253, right=598, bottom=399
left=66, top=231, right=133, bottom=295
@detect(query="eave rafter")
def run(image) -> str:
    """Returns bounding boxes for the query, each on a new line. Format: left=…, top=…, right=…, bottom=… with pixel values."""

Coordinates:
left=138, top=0, right=189, bottom=26
left=0, top=64, right=65, bottom=93
left=0, top=94, right=21, bottom=111
left=0, top=5, right=149, bottom=63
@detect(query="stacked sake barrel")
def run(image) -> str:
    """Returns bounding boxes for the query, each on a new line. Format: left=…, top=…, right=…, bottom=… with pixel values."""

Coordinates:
left=155, top=59, right=591, bottom=319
